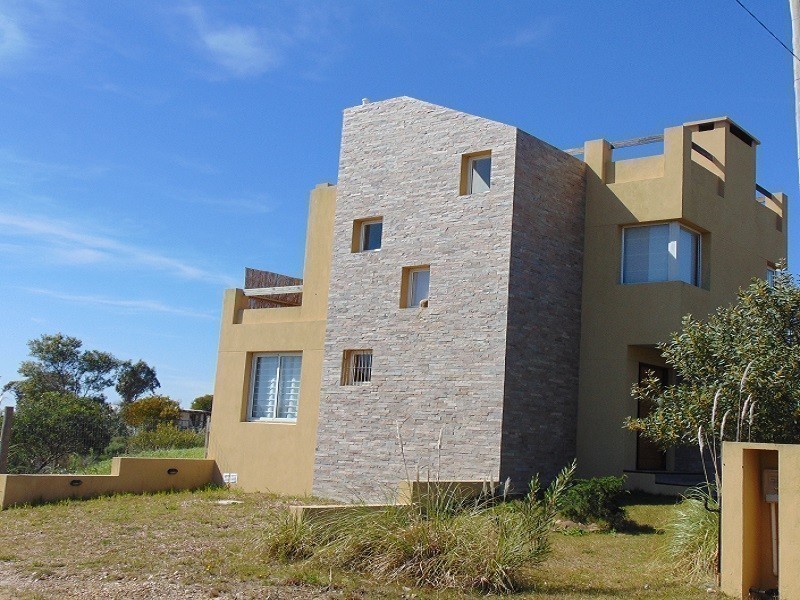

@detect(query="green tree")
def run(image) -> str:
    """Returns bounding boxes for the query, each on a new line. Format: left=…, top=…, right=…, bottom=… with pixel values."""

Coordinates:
left=3, top=333, right=121, bottom=402
left=627, top=273, right=800, bottom=486
left=122, top=395, right=180, bottom=431
left=190, top=394, right=213, bottom=412
left=8, top=392, right=116, bottom=473
left=115, top=360, right=160, bottom=404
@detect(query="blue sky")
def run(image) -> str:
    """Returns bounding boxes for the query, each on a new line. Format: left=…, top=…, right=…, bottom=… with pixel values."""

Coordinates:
left=0, top=1, right=796, bottom=406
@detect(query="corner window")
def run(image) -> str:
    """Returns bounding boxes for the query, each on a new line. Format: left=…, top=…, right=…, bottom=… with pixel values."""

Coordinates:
left=401, top=266, right=430, bottom=308
left=342, top=350, right=373, bottom=385
left=622, top=223, right=701, bottom=286
left=248, top=353, right=301, bottom=421
left=352, top=218, right=383, bottom=252
left=460, top=151, right=491, bottom=195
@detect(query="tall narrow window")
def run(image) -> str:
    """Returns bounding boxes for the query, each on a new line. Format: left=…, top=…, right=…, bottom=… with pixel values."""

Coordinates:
left=409, top=268, right=430, bottom=308
left=460, top=151, right=492, bottom=194
left=622, top=223, right=701, bottom=286
left=342, top=350, right=373, bottom=385
left=766, top=265, right=777, bottom=286
left=248, top=353, right=301, bottom=421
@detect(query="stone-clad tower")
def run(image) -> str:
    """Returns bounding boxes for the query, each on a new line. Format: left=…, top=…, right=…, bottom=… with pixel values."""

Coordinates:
left=313, top=97, right=586, bottom=500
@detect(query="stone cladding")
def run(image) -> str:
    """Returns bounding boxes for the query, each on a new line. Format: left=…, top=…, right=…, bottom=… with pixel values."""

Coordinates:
left=313, top=97, right=587, bottom=500
left=499, top=130, right=586, bottom=491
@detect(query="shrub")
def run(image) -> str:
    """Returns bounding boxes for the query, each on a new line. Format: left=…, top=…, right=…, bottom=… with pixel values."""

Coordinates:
left=122, top=395, right=180, bottom=431
left=666, top=487, right=718, bottom=582
left=560, top=476, right=627, bottom=527
left=261, top=463, right=574, bottom=593
left=127, top=423, right=204, bottom=452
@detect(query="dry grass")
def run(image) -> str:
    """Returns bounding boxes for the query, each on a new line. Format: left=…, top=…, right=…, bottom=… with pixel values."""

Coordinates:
left=0, top=489, right=718, bottom=599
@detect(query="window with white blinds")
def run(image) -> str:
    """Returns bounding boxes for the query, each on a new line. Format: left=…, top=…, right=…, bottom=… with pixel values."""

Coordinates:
left=248, top=353, right=301, bottom=421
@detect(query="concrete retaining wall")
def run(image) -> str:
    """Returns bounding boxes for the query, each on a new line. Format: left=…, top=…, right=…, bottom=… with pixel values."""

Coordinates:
left=0, top=457, right=217, bottom=509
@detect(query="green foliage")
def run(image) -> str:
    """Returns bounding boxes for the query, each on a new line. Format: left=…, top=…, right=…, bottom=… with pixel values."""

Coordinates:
left=261, top=463, right=574, bottom=593
left=3, top=333, right=122, bottom=402
left=115, top=360, right=160, bottom=404
left=190, top=394, right=213, bottom=412
left=627, top=273, right=800, bottom=450
left=127, top=423, right=205, bottom=452
left=122, top=395, right=180, bottom=430
left=560, top=476, right=627, bottom=527
left=666, top=488, right=719, bottom=582
left=8, top=392, right=116, bottom=473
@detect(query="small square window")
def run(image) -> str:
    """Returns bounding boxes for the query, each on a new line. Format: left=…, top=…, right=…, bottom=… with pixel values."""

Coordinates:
left=460, top=151, right=491, bottom=195
left=341, top=350, right=372, bottom=385
left=400, top=265, right=430, bottom=308
left=352, top=218, right=383, bottom=252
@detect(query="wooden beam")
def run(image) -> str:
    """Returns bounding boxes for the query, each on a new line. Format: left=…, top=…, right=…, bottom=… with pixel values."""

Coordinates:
left=243, top=285, right=303, bottom=297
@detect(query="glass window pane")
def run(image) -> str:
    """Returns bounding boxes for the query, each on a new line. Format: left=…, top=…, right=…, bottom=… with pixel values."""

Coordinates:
left=470, top=157, right=491, bottom=193
left=362, top=221, right=382, bottom=251
left=410, top=269, right=430, bottom=307
left=251, top=356, right=279, bottom=419
left=677, top=226, right=699, bottom=285
left=276, top=355, right=301, bottom=419
left=623, top=225, right=668, bottom=283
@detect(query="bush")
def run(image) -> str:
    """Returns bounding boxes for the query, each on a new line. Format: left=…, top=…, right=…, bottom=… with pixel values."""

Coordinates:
left=122, top=395, right=180, bottom=431
left=260, top=463, right=575, bottom=593
left=666, top=487, right=718, bottom=582
left=127, top=423, right=204, bottom=452
left=560, top=476, right=627, bottom=527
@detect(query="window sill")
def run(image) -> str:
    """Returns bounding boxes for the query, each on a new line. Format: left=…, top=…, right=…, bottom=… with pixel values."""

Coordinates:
left=245, top=418, right=298, bottom=424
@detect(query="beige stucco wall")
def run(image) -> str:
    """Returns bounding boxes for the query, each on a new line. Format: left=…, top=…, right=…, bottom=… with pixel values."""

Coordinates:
left=0, top=458, right=216, bottom=509
left=721, top=442, right=800, bottom=598
left=576, top=120, right=787, bottom=484
left=207, top=183, right=335, bottom=495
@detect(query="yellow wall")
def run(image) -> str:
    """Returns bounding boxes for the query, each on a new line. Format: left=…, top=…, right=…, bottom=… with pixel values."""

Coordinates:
left=722, top=442, right=800, bottom=598
left=0, top=458, right=216, bottom=509
left=576, top=120, right=787, bottom=483
left=207, top=183, right=336, bottom=495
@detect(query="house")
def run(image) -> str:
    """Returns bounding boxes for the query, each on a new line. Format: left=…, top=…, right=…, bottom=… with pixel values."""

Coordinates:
left=207, top=97, right=787, bottom=501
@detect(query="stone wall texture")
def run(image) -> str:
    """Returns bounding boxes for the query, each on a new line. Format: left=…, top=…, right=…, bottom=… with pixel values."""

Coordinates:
left=313, top=97, right=519, bottom=500
left=313, top=97, right=587, bottom=501
left=499, top=130, right=586, bottom=491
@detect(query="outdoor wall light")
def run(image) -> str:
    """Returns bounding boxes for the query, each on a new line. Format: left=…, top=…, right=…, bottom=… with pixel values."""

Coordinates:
left=69, top=479, right=82, bottom=487
left=167, top=468, right=178, bottom=475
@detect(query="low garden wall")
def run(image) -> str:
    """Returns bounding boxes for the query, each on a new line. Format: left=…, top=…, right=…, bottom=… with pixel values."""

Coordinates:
left=0, top=457, right=217, bottom=509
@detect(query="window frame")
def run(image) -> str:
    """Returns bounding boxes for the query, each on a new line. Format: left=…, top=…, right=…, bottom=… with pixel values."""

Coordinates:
left=620, top=222, right=702, bottom=287
left=341, top=349, right=373, bottom=386
left=352, top=217, right=383, bottom=253
left=460, top=151, right=492, bottom=195
left=246, top=352, right=302, bottom=422
left=400, top=265, right=430, bottom=308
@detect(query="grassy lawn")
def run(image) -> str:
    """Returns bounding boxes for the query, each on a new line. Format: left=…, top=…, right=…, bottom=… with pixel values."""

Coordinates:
left=77, top=447, right=207, bottom=474
left=0, top=490, right=718, bottom=600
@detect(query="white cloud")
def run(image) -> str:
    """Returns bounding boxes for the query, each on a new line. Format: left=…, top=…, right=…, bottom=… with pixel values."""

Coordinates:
left=183, top=4, right=280, bottom=77
left=0, top=211, right=236, bottom=286
left=25, top=288, right=215, bottom=320
left=498, top=21, right=554, bottom=48
left=0, top=11, right=27, bottom=64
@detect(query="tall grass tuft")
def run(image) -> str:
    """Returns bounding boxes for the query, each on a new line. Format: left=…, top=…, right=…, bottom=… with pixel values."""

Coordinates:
left=261, top=462, right=575, bottom=594
left=665, top=487, right=719, bottom=582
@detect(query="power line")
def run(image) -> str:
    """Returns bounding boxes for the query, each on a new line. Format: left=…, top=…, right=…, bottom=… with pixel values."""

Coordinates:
left=733, top=0, right=800, bottom=62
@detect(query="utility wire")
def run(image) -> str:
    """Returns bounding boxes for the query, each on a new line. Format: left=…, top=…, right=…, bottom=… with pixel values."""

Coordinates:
left=733, top=0, right=800, bottom=62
